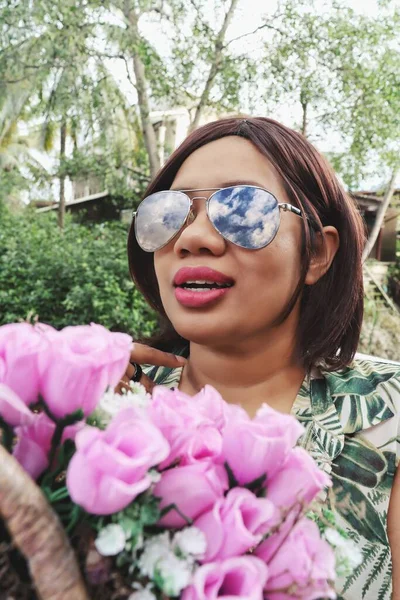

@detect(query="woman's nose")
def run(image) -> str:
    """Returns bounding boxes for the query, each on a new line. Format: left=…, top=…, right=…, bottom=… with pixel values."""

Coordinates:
left=173, top=199, right=226, bottom=257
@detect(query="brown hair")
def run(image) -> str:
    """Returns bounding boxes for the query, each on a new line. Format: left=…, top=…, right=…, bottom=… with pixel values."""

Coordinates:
left=128, top=116, right=365, bottom=370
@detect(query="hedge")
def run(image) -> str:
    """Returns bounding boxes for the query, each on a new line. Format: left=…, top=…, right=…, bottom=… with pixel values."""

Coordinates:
left=0, top=205, right=157, bottom=337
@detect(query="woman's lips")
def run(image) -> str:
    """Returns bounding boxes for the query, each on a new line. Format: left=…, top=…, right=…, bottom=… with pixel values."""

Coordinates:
left=173, top=266, right=235, bottom=308
left=173, top=266, right=234, bottom=286
left=174, top=286, right=231, bottom=308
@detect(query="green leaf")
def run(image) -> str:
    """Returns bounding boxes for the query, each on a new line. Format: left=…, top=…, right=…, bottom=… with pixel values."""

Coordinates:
left=140, top=498, right=161, bottom=526
left=224, top=461, right=239, bottom=488
left=332, top=435, right=387, bottom=488
left=332, top=476, right=388, bottom=545
left=0, top=417, right=14, bottom=452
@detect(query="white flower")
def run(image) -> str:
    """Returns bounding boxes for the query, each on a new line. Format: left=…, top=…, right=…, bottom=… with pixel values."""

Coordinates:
left=128, top=588, right=157, bottom=600
left=138, top=532, right=172, bottom=577
left=325, top=528, right=363, bottom=577
left=325, top=528, right=346, bottom=547
left=128, top=381, right=151, bottom=402
left=138, top=532, right=193, bottom=596
left=95, top=524, right=126, bottom=556
left=156, top=552, right=193, bottom=596
left=173, top=527, right=207, bottom=559
left=94, top=384, right=151, bottom=425
left=337, top=538, right=363, bottom=570
left=148, top=469, right=162, bottom=483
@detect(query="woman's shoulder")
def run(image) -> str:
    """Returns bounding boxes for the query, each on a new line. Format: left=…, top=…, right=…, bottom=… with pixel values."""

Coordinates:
left=317, top=356, right=400, bottom=447
left=322, top=355, right=400, bottom=409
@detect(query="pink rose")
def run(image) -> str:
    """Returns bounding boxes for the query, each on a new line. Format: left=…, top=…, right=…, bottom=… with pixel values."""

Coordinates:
left=195, top=488, right=277, bottom=562
left=0, top=384, right=35, bottom=427
left=13, top=412, right=83, bottom=479
left=266, top=447, right=331, bottom=511
left=0, top=322, right=49, bottom=405
left=86, top=324, right=133, bottom=387
left=149, top=387, right=223, bottom=466
left=39, top=324, right=132, bottom=418
left=13, top=412, right=55, bottom=479
left=221, top=403, right=304, bottom=485
left=154, top=461, right=229, bottom=528
left=260, top=518, right=336, bottom=600
left=191, top=385, right=231, bottom=430
left=181, top=556, right=268, bottom=600
left=67, top=408, right=169, bottom=515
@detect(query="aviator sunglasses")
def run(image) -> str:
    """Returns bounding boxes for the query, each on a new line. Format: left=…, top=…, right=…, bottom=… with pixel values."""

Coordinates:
left=133, top=185, right=304, bottom=252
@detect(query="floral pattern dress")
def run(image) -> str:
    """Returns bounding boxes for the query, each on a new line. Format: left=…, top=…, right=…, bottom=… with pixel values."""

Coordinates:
left=144, top=357, right=400, bottom=600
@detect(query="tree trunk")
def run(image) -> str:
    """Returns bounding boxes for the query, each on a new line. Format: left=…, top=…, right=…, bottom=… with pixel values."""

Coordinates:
left=58, top=119, right=67, bottom=229
left=362, top=163, right=400, bottom=262
left=124, top=3, right=160, bottom=179
left=189, top=0, right=240, bottom=133
left=300, top=98, right=308, bottom=137
left=0, top=445, right=89, bottom=600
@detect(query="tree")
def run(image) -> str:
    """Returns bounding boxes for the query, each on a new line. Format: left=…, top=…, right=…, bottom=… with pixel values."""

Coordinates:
left=168, top=0, right=257, bottom=128
left=96, top=0, right=256, bottom=178
left=188, top=0, right=240, bottom=132
left=362, top=163, right=400, bottom=262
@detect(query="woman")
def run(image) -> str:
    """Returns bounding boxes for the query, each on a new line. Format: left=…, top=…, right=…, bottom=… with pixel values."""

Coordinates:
left=123, top=117, right=400, bottom=599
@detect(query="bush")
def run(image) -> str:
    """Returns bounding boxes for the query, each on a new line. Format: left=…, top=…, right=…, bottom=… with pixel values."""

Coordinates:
left=359, top=296, right=400, bottom=362
left=0, top=207, right=157, bottom=336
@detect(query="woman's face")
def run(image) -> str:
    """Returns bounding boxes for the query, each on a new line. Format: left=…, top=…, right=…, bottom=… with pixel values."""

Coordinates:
left=153, top=136, right=304, bottom=349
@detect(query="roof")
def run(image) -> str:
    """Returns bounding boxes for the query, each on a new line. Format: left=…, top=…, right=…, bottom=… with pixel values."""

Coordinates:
left=36, top=190, right=109, bottom=213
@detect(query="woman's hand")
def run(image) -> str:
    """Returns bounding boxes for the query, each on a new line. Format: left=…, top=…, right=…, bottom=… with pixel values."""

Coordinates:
left=114, top=343, right=187, bottom=394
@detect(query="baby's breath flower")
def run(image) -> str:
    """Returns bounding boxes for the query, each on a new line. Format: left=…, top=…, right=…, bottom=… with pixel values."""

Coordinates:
left=138, top=532, right=194, bottom=596
left=128, top=588, right=157, bottom=600
left=156, top=552, right=193, bottom=596
left=148, top=469, right=162, bottom=483
left=94, top=524, right=126, bottom=556
left=324, top=527, right=363, bottom=578
left=173, top=527, right=207, bottom=559
left=324, top=528, right=345, bottom=547
left=138, top=532, right=171, bottom=578
left=92, top=384, right=151, bottom=426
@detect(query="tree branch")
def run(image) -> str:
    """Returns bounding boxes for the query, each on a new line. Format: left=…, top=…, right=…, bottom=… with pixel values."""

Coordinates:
left=224, top=20, right=285, bottom=48
left=362, top=162, right=400, bottom=262
left=189, top=0, right=240, bottom=132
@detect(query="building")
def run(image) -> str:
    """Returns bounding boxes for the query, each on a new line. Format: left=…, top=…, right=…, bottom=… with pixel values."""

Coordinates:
left=352, top=190, right=400, bottom=262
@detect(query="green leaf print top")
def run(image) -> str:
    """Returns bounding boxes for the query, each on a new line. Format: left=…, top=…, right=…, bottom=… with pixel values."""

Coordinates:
left=144, top=357, right=400, bottom=600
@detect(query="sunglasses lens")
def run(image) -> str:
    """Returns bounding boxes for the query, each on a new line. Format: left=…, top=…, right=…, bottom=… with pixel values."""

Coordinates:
left=208, top=186, right=280, bottom=249
left=135, top=191, right=190, bottom=252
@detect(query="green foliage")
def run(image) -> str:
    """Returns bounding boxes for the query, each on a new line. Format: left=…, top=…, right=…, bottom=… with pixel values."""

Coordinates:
left=1, top=0, right=399, bottom=206
left=260, top=0, right=400, bottom=188
left=0, top=206, right=156, bottom=336
left=359, top=296, right=400, bottom=362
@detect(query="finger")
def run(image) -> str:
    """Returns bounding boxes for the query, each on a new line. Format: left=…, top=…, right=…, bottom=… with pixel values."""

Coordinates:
left=130, top=343, right=187, bottom=368
left=114, top=373, right=155, bottom=395
left=114, top=363, right=155, bottom=395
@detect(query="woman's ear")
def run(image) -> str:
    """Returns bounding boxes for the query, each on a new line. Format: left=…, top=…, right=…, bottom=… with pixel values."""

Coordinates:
left=305, top=226, right=340, bottom=285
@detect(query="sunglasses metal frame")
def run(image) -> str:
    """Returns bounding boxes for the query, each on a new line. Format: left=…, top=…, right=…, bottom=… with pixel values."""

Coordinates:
left=133, top=185, right=303, bottom=252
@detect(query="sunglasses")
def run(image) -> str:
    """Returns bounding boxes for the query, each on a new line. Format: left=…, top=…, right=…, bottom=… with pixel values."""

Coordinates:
left=133, top=185, right=303, bottom=252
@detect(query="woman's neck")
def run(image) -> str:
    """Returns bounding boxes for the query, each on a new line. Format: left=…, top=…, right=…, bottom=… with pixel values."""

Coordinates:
left=178, top=333, right=306, bottom=417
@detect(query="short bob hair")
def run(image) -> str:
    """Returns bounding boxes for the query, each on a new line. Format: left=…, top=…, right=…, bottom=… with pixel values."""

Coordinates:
left=128, top=116, right=365, bottom=371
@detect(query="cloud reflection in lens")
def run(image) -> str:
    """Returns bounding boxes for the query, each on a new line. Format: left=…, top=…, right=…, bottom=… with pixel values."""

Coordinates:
left=208, top=186, right=279, bottom=249
left=136, top=191, right=190, bottom=252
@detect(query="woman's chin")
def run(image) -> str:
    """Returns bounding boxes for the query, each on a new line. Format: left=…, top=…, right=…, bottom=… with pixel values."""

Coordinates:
left=171, top=315, right=237, bottom=348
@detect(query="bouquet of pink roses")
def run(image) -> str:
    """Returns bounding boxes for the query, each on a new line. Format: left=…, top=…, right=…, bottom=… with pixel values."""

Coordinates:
left=0, top=322, right=359, bottom=600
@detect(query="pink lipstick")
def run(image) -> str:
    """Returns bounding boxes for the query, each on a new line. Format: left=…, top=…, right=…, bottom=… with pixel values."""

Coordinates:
left=173, top=266, right=234, bottom=308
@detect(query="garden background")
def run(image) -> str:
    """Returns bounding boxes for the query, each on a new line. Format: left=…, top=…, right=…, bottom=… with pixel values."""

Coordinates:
left=0, top=0, right=399, bottom=359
